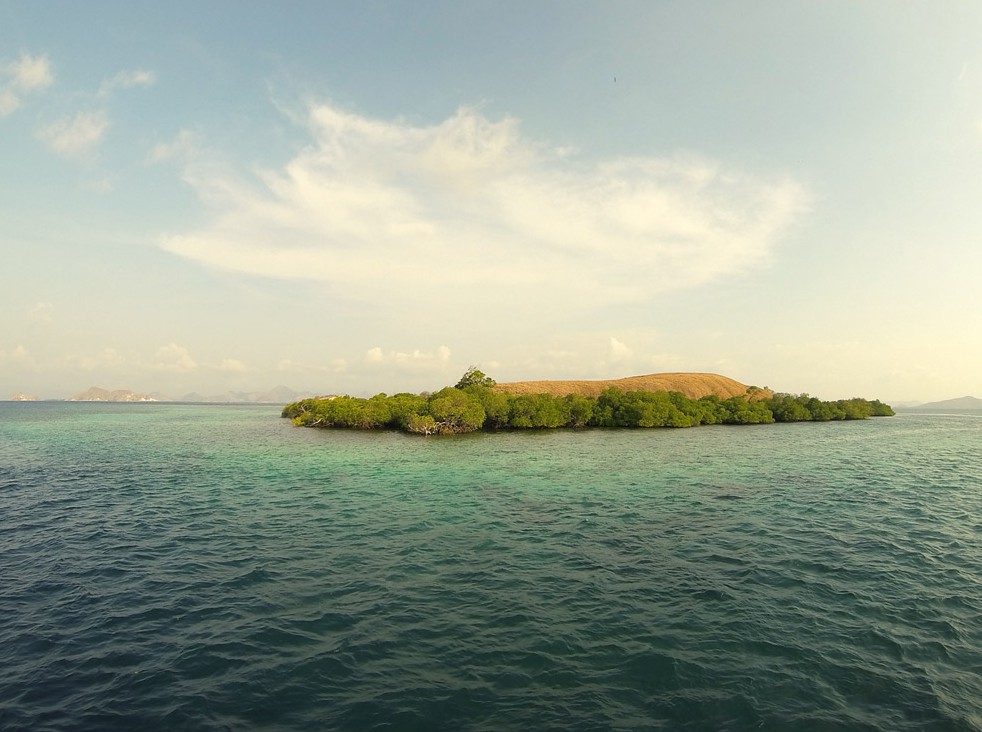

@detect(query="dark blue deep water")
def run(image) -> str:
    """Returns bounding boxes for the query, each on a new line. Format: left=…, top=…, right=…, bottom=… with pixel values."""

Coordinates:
left=1, top=403, right=980, bottom=730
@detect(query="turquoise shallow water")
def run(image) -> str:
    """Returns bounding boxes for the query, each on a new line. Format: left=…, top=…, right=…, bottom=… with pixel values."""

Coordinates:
left=1, top=403, right=980, bottom=731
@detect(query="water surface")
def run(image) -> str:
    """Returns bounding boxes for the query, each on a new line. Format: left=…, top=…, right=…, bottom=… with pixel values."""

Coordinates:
left=1, top=403, right=980, bottom=730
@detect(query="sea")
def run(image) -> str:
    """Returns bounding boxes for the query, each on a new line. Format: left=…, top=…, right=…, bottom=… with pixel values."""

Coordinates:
left=1, top=402, right=980, bottom=731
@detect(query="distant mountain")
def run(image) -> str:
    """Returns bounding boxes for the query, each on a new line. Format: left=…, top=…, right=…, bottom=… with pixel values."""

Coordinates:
left=911, top=396, right=982, bottom=411
left=71, top=387, right=160, bottom=402
left=9, top=392, right=39, bottom=401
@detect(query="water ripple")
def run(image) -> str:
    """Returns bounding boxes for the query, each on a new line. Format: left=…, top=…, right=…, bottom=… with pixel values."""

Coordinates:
left=1, top=405, right=980, bottom=730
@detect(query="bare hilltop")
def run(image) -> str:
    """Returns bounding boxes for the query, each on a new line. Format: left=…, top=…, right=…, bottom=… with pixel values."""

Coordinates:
left=494, top=372, right=771, bottom=400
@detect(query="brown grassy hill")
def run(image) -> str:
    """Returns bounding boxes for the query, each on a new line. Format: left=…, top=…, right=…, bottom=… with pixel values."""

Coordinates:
left=495, top=373, right=771, bottom=400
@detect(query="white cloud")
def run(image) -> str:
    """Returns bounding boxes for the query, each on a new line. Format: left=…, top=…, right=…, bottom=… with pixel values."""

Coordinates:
left=154, top=342, right=198, bottom=372
left=608, top=337, right=633, bottom=363
left=1, top=53, right=53, bottom=117
left=147, top=129, right=197, bottom=164
left=0, top=88, right=20, bottom=116
left=98, top=69, right=155, bottom=97
left=38, top=110, right=109, bottom=156
left=162, top=102, right=808, bottom=321
left=9, top=53, right=53, bottom=90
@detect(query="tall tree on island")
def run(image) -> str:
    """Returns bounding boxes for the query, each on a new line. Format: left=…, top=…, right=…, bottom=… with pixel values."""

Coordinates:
left=454, top=367, right=496, bottom=389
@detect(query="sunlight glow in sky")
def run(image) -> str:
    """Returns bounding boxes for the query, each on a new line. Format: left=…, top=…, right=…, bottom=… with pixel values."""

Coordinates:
left=2, top=2, right=981, bottom=402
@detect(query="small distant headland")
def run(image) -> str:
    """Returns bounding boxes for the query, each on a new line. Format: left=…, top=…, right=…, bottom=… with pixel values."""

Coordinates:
left=282, top=369, right=894, bottom=435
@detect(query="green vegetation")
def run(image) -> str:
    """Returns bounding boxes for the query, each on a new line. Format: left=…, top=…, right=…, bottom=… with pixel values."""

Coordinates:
left=282, top=371, right=895, bottom=435
left=454, top=366, right=497, bottom=389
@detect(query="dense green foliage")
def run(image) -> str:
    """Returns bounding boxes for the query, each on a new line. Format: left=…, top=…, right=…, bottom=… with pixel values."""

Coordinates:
left=282, top=373, right=895, bottom=435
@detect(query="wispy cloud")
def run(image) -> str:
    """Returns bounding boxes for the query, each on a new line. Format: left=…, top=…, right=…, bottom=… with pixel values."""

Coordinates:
left=0, top=52, right=53, bottom=117
left=18, top=60, right=154, bottom=156
left=147, top=129, right=197, bottom=164
left=0, top=89, right=20, bottom=117
left=162, top=102, right=808, bottom=322
left=98, top=68, right=155, bottom=97
left=38, top=110, right=109, bottom=156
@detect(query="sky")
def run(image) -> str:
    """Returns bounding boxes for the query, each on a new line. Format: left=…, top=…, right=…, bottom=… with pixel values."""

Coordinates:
left=2, top=2, right=981, bottom=403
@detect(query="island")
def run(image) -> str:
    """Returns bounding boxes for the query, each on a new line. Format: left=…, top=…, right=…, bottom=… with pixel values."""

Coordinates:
left=282, top=369, right=895, bottom=435
left=71, top=387, right=160, bottom=402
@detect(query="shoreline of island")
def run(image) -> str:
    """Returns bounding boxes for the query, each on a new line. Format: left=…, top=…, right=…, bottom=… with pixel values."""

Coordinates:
left=282, top=369, right=894, bottom=435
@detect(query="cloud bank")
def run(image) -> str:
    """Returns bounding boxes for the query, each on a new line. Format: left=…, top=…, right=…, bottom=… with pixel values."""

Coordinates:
left=162, top=103, right=808, bottom=313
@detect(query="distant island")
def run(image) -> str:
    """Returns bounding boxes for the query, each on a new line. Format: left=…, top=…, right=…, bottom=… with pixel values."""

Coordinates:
left=282, top=369, right=895, bottom=435
left=71, top=387, right=160, bottom=402
left=908, top=396, right=982, bottom=411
